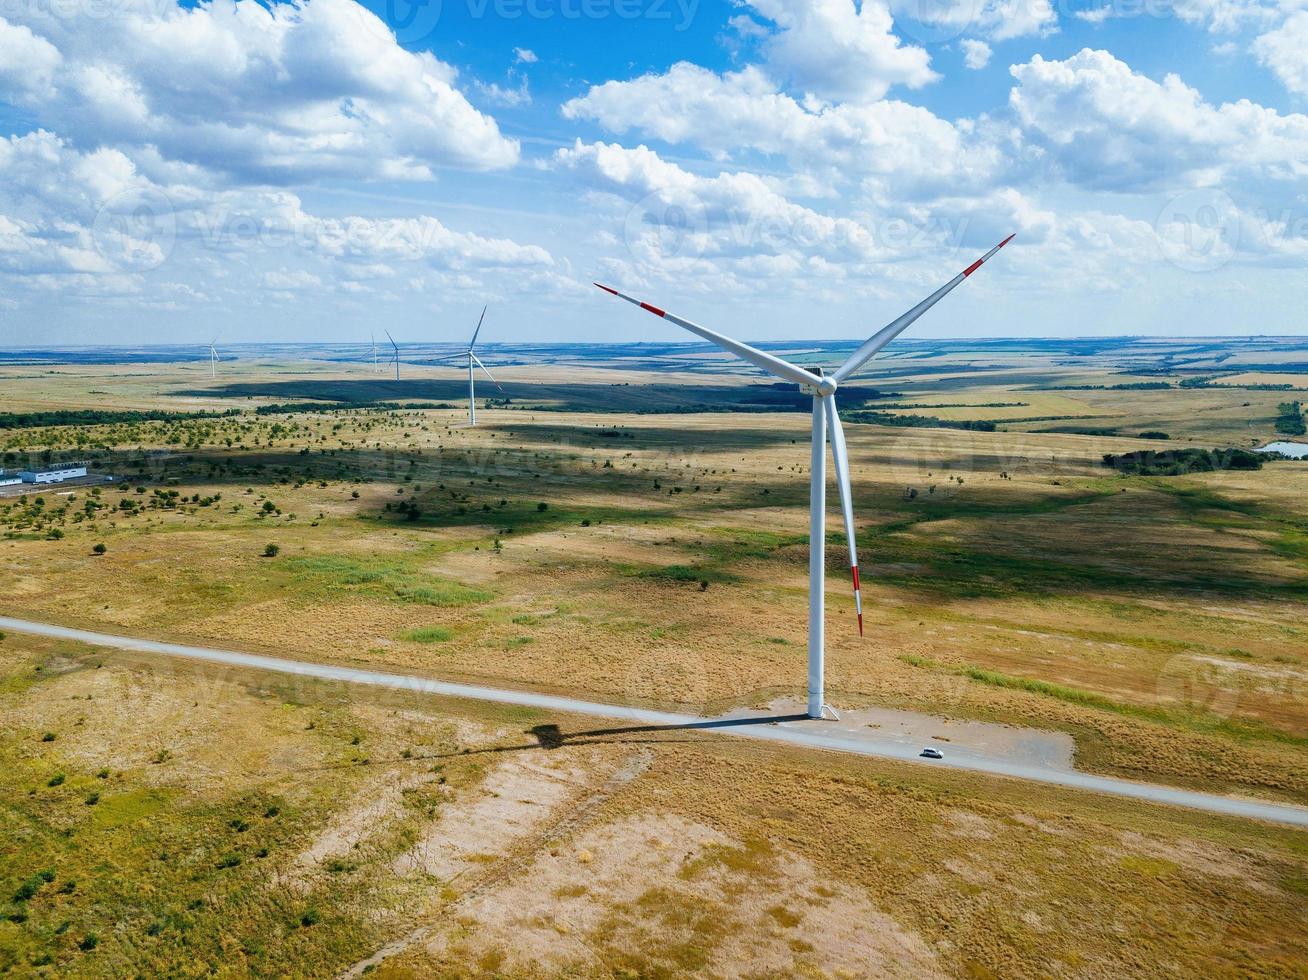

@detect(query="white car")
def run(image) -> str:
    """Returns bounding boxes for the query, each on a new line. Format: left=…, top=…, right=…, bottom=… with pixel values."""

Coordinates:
left=919, top=747, right=944, bottom=760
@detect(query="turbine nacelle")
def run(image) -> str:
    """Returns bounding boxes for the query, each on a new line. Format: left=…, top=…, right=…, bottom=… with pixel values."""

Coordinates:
left=799, top=367, right=837, bottom=398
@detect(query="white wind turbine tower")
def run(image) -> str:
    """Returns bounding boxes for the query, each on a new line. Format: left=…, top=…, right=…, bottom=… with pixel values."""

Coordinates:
left=385, top=330, right=401, bottom=381
left=458, top=306, right=503, bottom=426
left=598, top=234, right=1014, bottom=720
left=206, top=338, right=220, bottom=379
left=371, top=333, right=380, bottom=372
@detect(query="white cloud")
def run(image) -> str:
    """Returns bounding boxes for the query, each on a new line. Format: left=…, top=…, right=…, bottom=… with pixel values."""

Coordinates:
left=961, top=39, right=992, bottom=69
left=0, top=18, right=60, bottom=102
left=745, top=0, right=936, bottom=102
left=562, top=63, right=1006, bottom=198
left=895, top=0, right=1057, bottom=40
left=475, top=70, right=532, bottom=107
left=1009, top=49, right=1308, bottom=191
left=4, top=0, right=518, bottom=184
left=1073, top=0, right=1279, bottom=33
left=263, top=269, right=322, bottom=290
left=553, top=139, right=955, bottom=292
left=1168, top=0, right=1278, bottom=32
left=514, top=47, right=538, bottom=63
left=1253, top=11, right=1308, bottom=96
left=0, top=130, right=558, bottom=312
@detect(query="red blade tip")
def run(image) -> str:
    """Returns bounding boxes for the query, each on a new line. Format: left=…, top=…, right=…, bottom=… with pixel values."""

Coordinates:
left=594, top=282, right=618, bottom=296
left=857, top=614, right=864, bottom=637
left=999, top=233, right=1016, bottom=247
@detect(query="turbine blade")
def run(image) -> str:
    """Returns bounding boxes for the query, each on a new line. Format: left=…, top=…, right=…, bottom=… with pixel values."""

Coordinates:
left=824, top=397, right=863, bottom=636
left=832, top=234, right=1014, bottom=384
left=595, top=283, right=816, bottom=388
left=385, top=329, right=398, bottom=352
left=469, top=305, right=486, bottom=350
left=471, top=352, right=503, bottom=390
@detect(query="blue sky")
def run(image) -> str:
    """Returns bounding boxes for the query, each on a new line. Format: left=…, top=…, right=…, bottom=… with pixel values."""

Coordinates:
left=0, top=0, right=1304, bottom=347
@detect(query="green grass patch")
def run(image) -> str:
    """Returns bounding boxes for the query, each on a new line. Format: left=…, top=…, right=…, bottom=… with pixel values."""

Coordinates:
left=285, top=554, right=492, bottom=607
left=400, top=626, right=454, bottom=644
left=959, top=666, right=1308, bottom=748
left=634, top=564, right=739, bottom=585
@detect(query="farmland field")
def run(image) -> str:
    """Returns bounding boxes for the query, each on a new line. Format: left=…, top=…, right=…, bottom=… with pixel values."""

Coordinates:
left=1, top=336, right=1306, bottom=976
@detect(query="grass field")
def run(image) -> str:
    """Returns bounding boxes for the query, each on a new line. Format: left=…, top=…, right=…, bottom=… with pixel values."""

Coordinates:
left=3, top=633, right=1306, bottom=978
left=1, top=338, right=1306, bottom=975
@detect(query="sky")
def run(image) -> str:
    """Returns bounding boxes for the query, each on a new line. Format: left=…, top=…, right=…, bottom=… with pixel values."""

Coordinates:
left=0, top=0, right=1305, bottom=348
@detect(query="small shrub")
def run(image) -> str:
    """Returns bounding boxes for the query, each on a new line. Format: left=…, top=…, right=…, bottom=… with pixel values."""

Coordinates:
left=84, top=792, right=100, bottom=806
left=13, top=874, right=49, bottom=902
left=300, top=908, right=320, bottom=927
left=262, top=543, right=280, bottom=557
left=78, top=934, right=98, bottom=951
left=536, top=502, right=548, bottom=512
left=47, top=773, right=65, bottom=787
left=92, top=542, right=107, bottom=555
left=41, top=732, right=56, bottom=742
left=216, top=854, right=242, bottom=869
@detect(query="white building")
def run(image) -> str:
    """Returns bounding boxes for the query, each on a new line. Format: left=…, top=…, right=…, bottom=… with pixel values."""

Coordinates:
left=19, top=463, right=88, bottom=484
left=0, top=471, right=20, bottom=488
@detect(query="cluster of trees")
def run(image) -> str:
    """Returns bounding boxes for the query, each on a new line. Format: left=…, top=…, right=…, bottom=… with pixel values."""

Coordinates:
left=1177, top=376, right=1296, bottom=391
left=845, top=411, right=997, bottom=432
left=1051, top=382, right=1173, bottom=391
left=254, top=401, right=455, bottom=416
left=0, top=409, right=239, bottom=430
left=1102, top=448, right=1265, bottom=475
left=1275, top=401, right=1306, bottom=436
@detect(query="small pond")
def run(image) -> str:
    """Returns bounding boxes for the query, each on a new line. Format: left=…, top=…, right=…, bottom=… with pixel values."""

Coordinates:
left=1258, top=441, right=1308, bottom=459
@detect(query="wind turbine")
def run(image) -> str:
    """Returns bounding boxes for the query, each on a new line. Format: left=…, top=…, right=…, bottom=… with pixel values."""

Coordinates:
left=370, top=333, right=380, bottom=372
left=385, top=330, right=401, bottom=381
left=460, top=306, right=503, bottom=426
left=206, top=338, right=219, bottom=379
left=597, top=234, right=1014, bottom=720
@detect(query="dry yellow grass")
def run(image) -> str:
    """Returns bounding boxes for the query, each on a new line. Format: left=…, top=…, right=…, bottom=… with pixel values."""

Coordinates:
left=4, top=632, right=1305, bottom=978
left=2, top=348, right=1307, bottom=973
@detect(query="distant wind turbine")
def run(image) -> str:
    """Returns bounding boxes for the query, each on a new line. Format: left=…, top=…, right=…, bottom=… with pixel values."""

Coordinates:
left=385, top=330, right=401, bottom=381
left=371, top=333, right=380, bottom=372
left=459, top=306, right=503, bottom=426
left=597, top=234, right=1015, bottom=719
left=206, top=338, right=220, bottom=378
